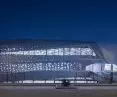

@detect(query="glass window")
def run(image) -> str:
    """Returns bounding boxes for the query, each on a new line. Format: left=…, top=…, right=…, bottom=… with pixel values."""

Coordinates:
left=64, top=48, right=70, bottom=55
left=58, top=48, right=63, bottom=55
left=71, top=48, right=76, bottom=55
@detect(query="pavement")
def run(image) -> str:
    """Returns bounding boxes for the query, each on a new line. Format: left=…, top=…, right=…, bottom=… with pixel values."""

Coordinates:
left=0, top=86, right=117, bottom=97
left=0, top=85, right=117, bottom=90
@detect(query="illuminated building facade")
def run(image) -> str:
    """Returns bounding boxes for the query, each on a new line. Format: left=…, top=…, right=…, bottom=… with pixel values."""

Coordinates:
left=0, top=40, right=116, bottom=84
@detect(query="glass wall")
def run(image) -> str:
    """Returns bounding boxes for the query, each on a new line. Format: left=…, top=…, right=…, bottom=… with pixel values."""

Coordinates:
left=0, top=41, right=104, bottom=84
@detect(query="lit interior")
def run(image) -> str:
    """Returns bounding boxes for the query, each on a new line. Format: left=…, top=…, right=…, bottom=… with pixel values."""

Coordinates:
left=0, top=48, right=96, bottom=56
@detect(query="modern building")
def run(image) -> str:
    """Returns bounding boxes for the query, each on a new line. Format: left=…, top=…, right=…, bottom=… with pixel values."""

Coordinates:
left=0, top=40, right=116, bottom=84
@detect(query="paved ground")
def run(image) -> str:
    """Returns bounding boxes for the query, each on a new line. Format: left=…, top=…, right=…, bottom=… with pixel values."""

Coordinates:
left=0, top=86, right=117, bottom=97
left=1, top=86, right=117, bottom=90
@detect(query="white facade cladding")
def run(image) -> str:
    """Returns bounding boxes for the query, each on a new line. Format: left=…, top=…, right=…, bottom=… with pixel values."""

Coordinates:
left=113, top=64, right=117, bottom=72
left=104, top=64, right=117, bottom=72
left=86, top=63, right=102, bottom=72
left=0, top=39, right=116, bottom=84
left=0, top=48, right=96, bottom=56
left=104, top=64, right=111, bottom=71
left=0, top=47, right=96, bottom=73
left=86, top=63, right=117, bottom=72
left=0, top=40, right=100, bottom=73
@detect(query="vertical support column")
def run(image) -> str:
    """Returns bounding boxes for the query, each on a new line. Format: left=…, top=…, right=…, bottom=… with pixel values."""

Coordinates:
left=6, top=72, right=8, bottom=83
left=110, top=64, right=113, bottom=84
left=92, top=64, right=95, bottom=81
left=54, top=62, right=56, bottom=84
left=63, top=47, right=65, bottom=80
left=79, top=48, right=81, bottom=56
left=75, top=62, right=78, bottom=84
left=101, top=63, right=103, bottom=71
left=84, top=71, right=87, bottom=83
left=7, top=50, right=11, bottom=83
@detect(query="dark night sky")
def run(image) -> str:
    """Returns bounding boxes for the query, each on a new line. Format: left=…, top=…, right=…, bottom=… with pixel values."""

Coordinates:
left=0, top=0, right=117, bottom=43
